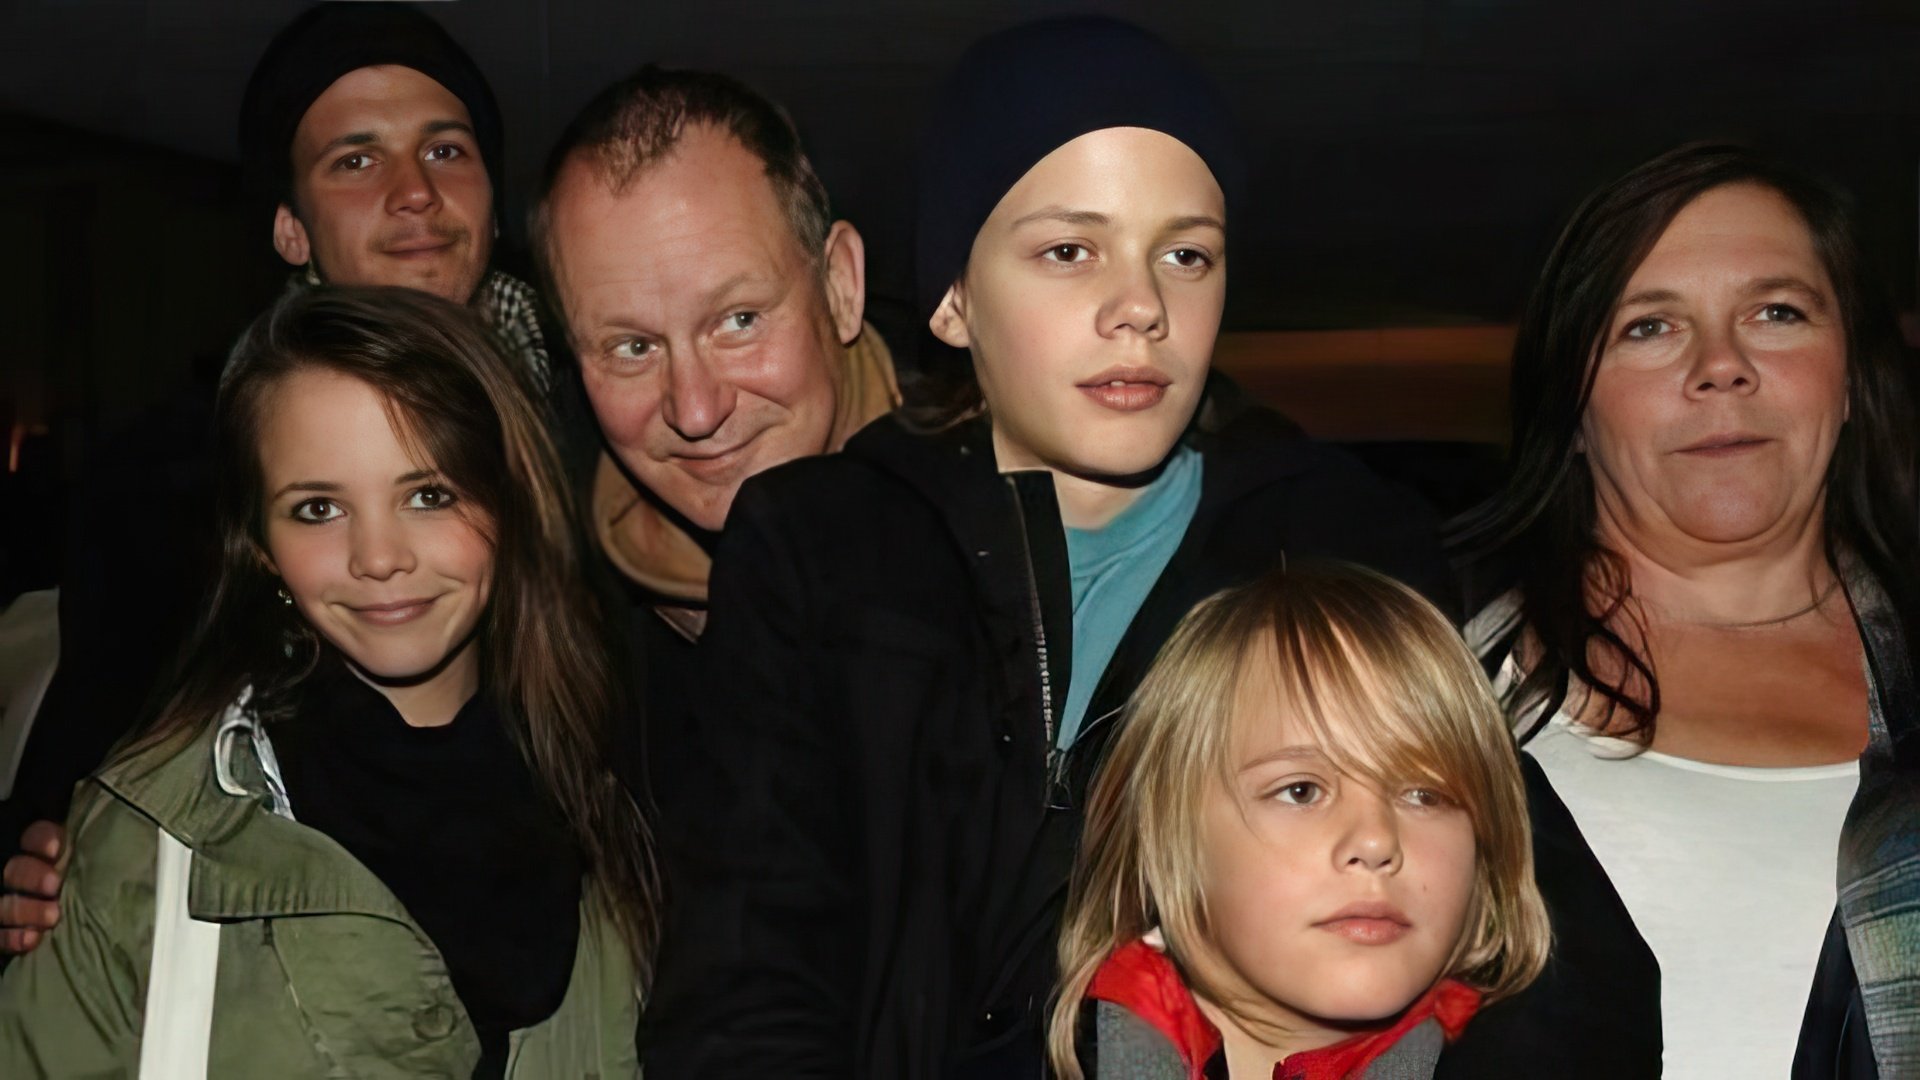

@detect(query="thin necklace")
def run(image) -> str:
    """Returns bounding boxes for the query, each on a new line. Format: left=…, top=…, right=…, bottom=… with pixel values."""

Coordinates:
left=1696, top=577, right=1842, bottom=631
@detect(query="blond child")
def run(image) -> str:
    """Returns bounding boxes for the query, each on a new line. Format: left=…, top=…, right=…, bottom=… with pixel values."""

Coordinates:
left=1051, top=562, right=1549, bottom=1080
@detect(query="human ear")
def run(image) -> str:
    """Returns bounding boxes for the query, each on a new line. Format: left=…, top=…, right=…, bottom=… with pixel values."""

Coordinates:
left=272, top=204, right=311, bottom=268
left=928, top=283, right=972, bottom=349
left=251, top=536, right=280, bottom=580
left=821, top=220, right=867, bottom=346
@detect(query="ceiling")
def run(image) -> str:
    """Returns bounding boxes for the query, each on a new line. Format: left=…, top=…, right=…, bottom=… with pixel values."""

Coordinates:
left=5, top=0, right=1919, bottom=329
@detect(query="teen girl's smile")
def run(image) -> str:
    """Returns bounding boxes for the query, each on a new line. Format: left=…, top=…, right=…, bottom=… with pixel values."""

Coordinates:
left=257, top=367, right=494, bottom=694
left=343, top=594, right=443, bottom=627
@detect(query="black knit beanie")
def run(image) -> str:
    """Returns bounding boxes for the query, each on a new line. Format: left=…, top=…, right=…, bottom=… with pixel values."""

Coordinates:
left=238, top=3, right=503, bottom=216
left=913, top=16, right=1244, bottom=324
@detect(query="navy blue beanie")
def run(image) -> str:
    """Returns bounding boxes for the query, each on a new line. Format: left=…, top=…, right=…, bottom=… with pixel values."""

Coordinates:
left=238, top=3, right=503, bottom=217
left=913, top=16, right=1244, bottom=323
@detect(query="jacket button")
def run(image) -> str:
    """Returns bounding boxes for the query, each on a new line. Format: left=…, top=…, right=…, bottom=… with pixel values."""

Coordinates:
left=412, top=1003, right=457, bottom=1040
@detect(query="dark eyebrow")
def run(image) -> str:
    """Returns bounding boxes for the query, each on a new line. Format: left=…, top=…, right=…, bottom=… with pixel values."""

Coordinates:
left=1010, top=207, right=1110, bottom=230
left=422, top=119, right=476, bottom=141
left=1617, top=287, right=1682, bottom=309
left=314, top=131, right=378, bottom=159
left=272, top=480, right=341, bottom=500
left=312, top=119, right=472, bottom=163
left=1618, top=277, right=1832, bottom=314
left=271, top=471, right=437, bottom=501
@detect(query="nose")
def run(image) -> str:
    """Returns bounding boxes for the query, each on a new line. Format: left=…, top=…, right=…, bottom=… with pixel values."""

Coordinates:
left=348, top=512, right=418, bottom=581
left=660, top=348, right=738, bottom=442
left=1334, top=787, right=1404, bottom=874
left=1683, top=324, right=1760, bottom=399
left=385, top=154, right=439, bottom=216
left=1097, top=257, right=1168, bottom=341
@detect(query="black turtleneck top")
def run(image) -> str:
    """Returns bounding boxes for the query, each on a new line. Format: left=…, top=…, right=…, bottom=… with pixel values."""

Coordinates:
left=268, top=660, right=583, bottom=1078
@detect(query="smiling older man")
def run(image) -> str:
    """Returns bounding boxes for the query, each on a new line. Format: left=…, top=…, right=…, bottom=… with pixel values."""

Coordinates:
left=0, top=61, right=901, bottom=964
left=528, top=67, right=899, bottom=814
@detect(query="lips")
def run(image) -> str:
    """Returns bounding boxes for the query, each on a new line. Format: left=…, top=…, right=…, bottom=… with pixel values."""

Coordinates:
left=1675, top=432, right=1772, bottom=456
left=385, top=243, right=453, bottom=258
left=382, top=233, right=459, bottom=257
left=347, top=597, right=439, bottom=627
left=1077, top=365, right=1171, bottom=413
left=1315, top=901, right=1412, bottom=945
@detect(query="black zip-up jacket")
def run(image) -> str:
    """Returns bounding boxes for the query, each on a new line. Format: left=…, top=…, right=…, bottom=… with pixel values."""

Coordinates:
left=641, top=377, right=1456, bottom=1078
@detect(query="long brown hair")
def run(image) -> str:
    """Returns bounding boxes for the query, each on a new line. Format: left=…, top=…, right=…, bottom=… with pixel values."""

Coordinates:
left=1450, top=143, right=1920, bottom=741
left=1048, top=563, right=1549, bottom=1078
left=125, top=285, right=660, bottom=982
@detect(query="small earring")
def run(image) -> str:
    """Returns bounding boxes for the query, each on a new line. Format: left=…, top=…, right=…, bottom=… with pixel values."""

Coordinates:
left=277, top=587, right=294, bottom=607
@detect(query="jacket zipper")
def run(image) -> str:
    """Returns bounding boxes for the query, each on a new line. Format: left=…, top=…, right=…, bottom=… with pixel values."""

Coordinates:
left=1004, top=476, right=1058, bottom=784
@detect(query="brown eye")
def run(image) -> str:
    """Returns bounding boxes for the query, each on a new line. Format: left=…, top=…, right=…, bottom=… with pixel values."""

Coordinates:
left=1042, top=243, right=1090, bottom=264
left=1274, top=781, right=1325, bottom=806
left=293, top=498, right=342, bottom=523
left=406, top=486, right=458, bottom=511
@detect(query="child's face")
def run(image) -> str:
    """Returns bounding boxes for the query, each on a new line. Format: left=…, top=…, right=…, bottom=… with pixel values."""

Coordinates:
left=1193, top=658, right=1478, bottom=1036
left=931, top=126, right=1225, bottom=481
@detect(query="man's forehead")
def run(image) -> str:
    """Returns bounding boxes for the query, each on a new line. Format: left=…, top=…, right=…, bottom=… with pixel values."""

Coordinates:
left=295, top=64, right=473, bottom=148
left=550, top=140, right=808, bottom=290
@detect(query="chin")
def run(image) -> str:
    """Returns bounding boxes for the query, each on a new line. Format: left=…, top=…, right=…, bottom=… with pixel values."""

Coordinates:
left=328, top=633, right=465, bottom=682
left=1045, top=423, right=1177, bottom=477
left=1294, top=980, right=1434, bottom=1026
left=1669, top=497, right=1796, bottom=545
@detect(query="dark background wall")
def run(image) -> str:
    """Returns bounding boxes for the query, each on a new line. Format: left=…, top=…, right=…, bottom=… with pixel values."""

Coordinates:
left=3, top=0, right=1919, bottom=599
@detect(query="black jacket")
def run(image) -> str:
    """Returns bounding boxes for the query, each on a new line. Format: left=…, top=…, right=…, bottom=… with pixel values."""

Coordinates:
left=642, top=379, right=1456, bottom=1078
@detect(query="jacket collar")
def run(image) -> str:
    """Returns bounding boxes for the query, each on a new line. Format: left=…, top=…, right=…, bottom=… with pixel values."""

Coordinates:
left=93, top=696, right=417, bottom=926
left=1087, top=939, right=1481, bottom=1080
left=841, top=371, right=1315, bottom=558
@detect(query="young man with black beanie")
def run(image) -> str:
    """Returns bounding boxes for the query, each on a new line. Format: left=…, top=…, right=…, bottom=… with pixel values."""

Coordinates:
left=642, top=17, right=1454, bottom=1079
left=241, top=1, right=549, bottom=388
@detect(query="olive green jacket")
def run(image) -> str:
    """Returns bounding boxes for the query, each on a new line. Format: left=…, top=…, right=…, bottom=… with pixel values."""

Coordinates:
left=0, top=704, right=641, bottom=1078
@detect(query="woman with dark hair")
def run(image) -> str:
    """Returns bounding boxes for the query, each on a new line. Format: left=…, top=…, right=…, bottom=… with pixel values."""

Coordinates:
left=0, top=286, right=656, bottom=1078
left=640, top=17, right=1456, bottom=1080
left=1456, top=143, right=1920, bottom=1077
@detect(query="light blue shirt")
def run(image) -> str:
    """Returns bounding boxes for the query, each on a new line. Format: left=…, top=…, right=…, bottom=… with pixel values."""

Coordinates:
left=1057, top=445, right=1203, bottom=748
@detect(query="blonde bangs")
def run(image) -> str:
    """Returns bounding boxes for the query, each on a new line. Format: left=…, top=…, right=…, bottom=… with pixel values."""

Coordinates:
left=1048, top=563, right=1550, bottom=1080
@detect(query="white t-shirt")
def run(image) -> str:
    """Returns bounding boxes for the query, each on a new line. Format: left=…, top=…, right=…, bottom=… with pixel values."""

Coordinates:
left=1526, top=713, right=1858, bottom=1079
